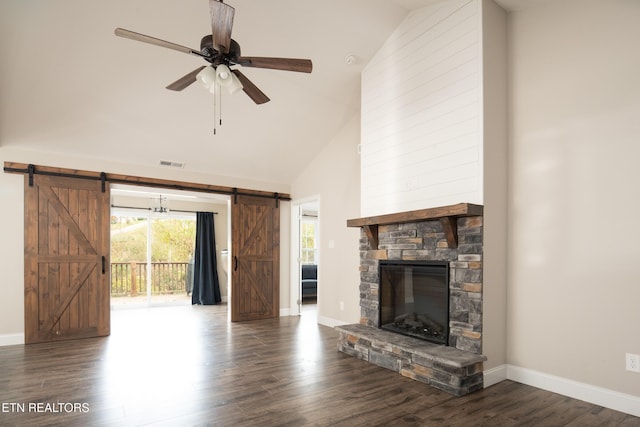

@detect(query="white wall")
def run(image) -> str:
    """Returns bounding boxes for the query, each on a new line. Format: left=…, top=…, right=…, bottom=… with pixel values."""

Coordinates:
left=0, top=168, right=24, bottom=345
left=508, top=0, right=640, bottom=398
left=279, top=202, right=291, bottom=317
left=290, top=115, right=362, bottom=326
left=361, top=0, right=482, bottom=216
left=480, top=0, right=508, bottom=373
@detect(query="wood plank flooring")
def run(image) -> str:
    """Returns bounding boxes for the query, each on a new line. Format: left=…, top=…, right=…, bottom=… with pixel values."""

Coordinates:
left=0, top=303, right=638, bottom=426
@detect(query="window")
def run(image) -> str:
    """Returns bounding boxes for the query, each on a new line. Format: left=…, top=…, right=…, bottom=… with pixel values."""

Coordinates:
left=300, top=219, right=318, bottom=265
left=110, top=212, right=196, bottom=300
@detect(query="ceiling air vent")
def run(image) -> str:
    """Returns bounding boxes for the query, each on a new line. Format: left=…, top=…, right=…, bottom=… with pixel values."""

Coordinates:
left=159, top=160, right=185, bottom=168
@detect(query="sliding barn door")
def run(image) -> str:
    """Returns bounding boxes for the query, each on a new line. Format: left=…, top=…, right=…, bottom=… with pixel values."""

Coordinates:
left=231, top=195, right=280, bottom=321
left=24, top=175, right=110, bottom=344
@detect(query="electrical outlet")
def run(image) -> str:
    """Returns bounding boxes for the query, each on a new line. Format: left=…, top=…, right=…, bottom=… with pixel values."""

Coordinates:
left=626, top=353, right=640, bottom=373
left=339, top=301, right=344, bottom=311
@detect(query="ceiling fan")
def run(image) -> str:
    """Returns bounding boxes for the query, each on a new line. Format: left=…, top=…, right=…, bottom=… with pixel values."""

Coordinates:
left=115, top=0, right=313, bottom=105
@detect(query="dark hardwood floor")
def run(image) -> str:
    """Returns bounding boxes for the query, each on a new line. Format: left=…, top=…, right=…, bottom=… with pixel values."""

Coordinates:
left=0, top=304, right=638, bottom=426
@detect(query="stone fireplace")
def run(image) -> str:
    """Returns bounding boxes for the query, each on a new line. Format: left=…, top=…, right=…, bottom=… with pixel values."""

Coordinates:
left=336, top=203, right=487, bottom=396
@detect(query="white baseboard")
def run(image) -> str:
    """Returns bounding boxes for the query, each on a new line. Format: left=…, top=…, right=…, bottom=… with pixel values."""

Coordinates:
left=483, top=364, right=508, bottom=388
left=280, top=308, right=292, bottom=317
left=0, top=333, right=24, bottom=346
left=506, top=365, right=640, bottom=418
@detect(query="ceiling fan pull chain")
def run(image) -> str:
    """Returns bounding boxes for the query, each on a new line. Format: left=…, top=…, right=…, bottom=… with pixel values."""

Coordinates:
left=213, top=84, right=217, bottom=135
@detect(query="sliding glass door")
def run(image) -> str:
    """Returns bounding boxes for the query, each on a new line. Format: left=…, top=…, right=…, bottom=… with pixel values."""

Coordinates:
left=110, top=212, right=196, bottom=307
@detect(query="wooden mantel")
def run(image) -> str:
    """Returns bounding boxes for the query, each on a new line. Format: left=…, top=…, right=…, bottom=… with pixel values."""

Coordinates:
left=347, top=203, right=483, bottom=249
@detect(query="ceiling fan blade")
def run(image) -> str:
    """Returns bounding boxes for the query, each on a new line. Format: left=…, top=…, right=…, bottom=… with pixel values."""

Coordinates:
left=232, top=70, right=270, bottom=104
left=237, top=57, right=313, bottom=73
left=209, top=0, right=235, bottom=54
left=166, top=66, right=206, bottom=91
left=114, top=28, right=203, bottom=58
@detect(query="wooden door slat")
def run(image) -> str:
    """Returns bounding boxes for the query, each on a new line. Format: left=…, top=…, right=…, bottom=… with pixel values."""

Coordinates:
left=40, top=262, right=96, bottom=331
left=231, top=195, right=279, bottom=321
left=23, top=175, right=110, bottom=344
left=40, top=185, right=96, bottom=255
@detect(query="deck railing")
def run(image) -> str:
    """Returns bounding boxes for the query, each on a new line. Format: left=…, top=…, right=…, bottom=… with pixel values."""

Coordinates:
left=110, top=262, right=192, bottom=296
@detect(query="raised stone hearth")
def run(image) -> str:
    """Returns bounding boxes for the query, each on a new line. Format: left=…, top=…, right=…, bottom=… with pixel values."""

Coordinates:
left=336, top=324, right=486, bottom=396
left=341, top=203, right=486, bottom=396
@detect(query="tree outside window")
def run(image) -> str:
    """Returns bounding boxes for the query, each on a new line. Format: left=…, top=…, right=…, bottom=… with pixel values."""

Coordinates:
left=300, top=220, right=317, bottom=264
left=110, top=214, right=196, bottom=297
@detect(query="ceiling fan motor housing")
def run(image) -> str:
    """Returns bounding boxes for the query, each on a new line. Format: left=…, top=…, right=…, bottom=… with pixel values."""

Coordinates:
left=200, top=35, right=241, bottom=65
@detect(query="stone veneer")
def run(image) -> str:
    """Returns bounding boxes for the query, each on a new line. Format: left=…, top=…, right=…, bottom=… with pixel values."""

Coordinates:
left=337, top=214, right=485, bottom=396
left=359, top=216, right=484, bottom=354
left=336, top=324, right=486, bottom=396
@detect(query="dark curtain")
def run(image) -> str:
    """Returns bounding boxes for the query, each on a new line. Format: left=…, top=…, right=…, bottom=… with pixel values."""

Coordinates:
left=192, top=212, right=222, bottom=305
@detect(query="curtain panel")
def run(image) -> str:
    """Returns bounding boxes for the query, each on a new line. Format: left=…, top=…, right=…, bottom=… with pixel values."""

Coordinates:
left=192, top=212, right=222, bottom=305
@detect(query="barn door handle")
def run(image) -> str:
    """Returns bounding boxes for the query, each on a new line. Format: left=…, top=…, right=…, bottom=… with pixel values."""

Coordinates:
left=102, top=256, right=106, bottom=274
left=234, top=256, right=238, bottom=271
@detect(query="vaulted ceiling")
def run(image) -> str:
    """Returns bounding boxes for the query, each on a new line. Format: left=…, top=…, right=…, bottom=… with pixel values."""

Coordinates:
left=0, top=0, right=528, bottom=186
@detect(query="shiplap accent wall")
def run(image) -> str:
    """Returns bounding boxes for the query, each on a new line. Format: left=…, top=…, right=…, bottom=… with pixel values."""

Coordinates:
left=360, top=0, right=482, bottom=216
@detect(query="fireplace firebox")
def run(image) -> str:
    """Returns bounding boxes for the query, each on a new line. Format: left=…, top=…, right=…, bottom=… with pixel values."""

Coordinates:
left=378, top=260, right=449, bottom=345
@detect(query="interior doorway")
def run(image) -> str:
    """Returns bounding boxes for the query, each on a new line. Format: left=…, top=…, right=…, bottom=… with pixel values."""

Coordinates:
left=11, top=161, right=288, bottom=343
left=110, top=184, right=231, bottom=311
left=291, top=197, right=319, bottom=318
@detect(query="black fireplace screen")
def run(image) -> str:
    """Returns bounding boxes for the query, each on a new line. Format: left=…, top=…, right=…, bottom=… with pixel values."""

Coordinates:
left=378, top=261, right=449, bottom=345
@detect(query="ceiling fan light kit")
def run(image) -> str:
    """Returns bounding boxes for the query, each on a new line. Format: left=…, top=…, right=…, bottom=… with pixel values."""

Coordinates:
left=196, top=66, right=217, bottom=93
left=115, top=0, right=313, bottom=113
left=215, top=64, right=243, bottom=94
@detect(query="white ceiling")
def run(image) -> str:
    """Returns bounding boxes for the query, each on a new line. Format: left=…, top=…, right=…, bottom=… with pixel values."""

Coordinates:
left=0, top=0, right=538, bottom=187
